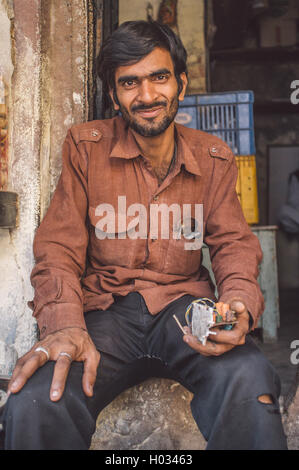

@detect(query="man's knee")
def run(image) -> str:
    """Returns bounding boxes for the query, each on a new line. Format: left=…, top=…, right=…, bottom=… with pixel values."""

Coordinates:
left=4, top=360, right=84, bottom=423
left=4, top=362, right=58, bottom=422
left=257, top=394, right=274, bottom=404
left=2, top=361, right=94, bottom=450
left=227, top=344, right=280, bottom=402
left=199, top=338, right=281, bottom=406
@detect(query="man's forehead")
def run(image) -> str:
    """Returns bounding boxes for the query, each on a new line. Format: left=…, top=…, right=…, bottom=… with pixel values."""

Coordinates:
left=114, top=47, right=174, bottom=80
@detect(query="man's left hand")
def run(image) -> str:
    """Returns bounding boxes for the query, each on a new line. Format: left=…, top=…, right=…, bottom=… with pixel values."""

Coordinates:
left=183, top=299, right=250, bottom=356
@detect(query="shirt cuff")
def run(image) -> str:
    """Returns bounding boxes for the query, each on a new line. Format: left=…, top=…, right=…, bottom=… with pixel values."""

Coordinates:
left=32, top=302, right=87, bottom=340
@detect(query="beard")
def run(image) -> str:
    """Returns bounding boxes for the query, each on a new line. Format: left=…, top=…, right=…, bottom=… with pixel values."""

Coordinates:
left=118, top=94, right=179, bottom=137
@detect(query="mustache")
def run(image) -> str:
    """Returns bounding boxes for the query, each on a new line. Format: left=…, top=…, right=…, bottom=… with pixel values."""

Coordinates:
left=131, top=101, right=167, bottom=112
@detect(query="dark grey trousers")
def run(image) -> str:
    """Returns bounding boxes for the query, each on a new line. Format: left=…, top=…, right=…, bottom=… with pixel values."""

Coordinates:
left=2, top=292, right=288, bottom=450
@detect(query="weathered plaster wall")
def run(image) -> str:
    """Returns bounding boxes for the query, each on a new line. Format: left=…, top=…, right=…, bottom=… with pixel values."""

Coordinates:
left=0, top=0, right=41, bottom=375
left=0, top=2, right=13, bottom=84
left=119, top=0, right=207, bottom=93
left=0, top=0, right=91, bottom=375
left=0, top=2, right=14, bottom=350
left=40, top=0, right=91, bottom=217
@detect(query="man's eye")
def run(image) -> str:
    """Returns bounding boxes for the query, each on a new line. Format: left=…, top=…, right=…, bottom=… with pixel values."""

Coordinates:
left=123, top=80, right=136, bottom=88
left=154, top=74, right=168, bottom=81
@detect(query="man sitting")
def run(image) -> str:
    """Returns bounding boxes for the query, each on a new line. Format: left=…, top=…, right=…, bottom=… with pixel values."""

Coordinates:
left=2, top=20, right=287, bottom=450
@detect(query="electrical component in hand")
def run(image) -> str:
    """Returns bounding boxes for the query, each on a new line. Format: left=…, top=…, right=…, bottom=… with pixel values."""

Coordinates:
left=173, top=298, right=238, bottom=346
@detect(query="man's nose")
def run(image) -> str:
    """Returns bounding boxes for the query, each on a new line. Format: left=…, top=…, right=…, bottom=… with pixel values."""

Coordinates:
left=137, top=79, right=159, bottom=104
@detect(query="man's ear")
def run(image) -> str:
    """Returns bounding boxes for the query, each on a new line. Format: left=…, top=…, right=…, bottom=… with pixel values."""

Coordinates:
left=109, top=88, right=120, bottom=111
left=178, top=72, right=188, bottom=102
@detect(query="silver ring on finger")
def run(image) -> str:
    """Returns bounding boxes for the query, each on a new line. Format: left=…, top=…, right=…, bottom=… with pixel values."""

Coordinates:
left=58, top=351, right=73, bottom=362
left=35, top=346, right=50, bottom=361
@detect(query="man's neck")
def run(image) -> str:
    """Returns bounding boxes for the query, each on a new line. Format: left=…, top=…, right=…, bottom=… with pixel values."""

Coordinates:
left=131, top=122, right=175, bottom=170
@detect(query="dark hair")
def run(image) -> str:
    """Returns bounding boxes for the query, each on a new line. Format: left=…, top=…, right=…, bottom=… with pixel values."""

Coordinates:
left=97, top=20, right=188, bottom=110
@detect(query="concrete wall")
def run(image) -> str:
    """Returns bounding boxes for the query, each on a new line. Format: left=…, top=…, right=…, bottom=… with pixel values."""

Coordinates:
left=0, top=1, right=12, bottom=86
left=0, top=0, right=41, bottom=375
left=0, top=0, right=91, bottom=376
left=40, top=0, right=92, bottom=217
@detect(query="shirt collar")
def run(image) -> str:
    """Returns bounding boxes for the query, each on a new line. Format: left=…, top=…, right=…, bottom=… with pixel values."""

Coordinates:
left=175, top=124, right=202, bottom=176
left=109, top=120, right=141, bottom=160
left=109, top=117, right=202, bottom=177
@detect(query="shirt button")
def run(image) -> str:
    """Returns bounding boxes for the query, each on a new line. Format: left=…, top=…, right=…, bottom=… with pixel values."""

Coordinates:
left=153, top=195, right=159, bottom=201
left=211, top=147, right=217, bottom=153
left=91, top=130, right=99, bottom=137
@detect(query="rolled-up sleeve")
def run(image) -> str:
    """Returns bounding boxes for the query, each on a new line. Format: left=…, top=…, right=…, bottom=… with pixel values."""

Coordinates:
left=28, top=129, right=89, bottom=339
left=204, top=153, right=265, bottom=329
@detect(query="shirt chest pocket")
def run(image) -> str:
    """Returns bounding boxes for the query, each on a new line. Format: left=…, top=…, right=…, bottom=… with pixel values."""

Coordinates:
left=88, top=206, right=147, bottom=268
left=162, top=207, right=203, bottom=276
left=163, top=232, right=203, bottom=276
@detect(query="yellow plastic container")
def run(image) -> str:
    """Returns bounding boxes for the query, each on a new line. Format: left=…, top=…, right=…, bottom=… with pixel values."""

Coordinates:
left=235, top=155, right=259, bottom=225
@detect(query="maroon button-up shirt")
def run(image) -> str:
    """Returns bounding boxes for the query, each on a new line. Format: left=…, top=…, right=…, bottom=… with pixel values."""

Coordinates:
left=29, top=116, right=264, bottom=339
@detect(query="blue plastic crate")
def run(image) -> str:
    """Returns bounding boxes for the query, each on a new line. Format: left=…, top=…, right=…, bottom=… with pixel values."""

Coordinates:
left=175, top=91, right=256, bottom=155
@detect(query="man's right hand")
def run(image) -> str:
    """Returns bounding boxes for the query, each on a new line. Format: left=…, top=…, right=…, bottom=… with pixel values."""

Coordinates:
left=7, top=327, right=101, bottom=402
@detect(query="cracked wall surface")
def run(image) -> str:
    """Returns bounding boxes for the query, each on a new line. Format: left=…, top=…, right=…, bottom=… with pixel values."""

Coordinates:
left=0, top=0, right=90, bottom=376
left=0, top=0, right=41, bottom=375
left=40, top=0, right=91, bottom=218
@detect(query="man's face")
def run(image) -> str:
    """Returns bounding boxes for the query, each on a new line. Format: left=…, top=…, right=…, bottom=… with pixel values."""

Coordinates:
left=109, top=47, right=187, bottom=137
